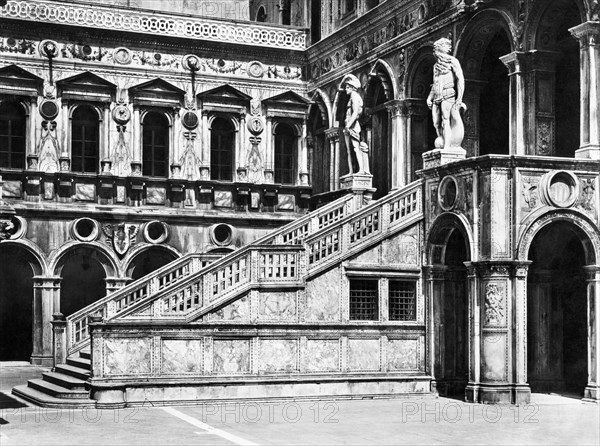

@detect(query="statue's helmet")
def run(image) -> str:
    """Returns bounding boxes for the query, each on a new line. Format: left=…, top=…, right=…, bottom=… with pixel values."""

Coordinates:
left=343, top=74, right=361, bottom=90
left=433, top=37, right=452, bottom=54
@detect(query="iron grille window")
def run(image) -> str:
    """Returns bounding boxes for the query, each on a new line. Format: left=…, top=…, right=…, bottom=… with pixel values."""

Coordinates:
left=71, top=106, right=99, bottom=173
left=274, top=123, right=296, bottom=185
left=210, top=117, right=234, bottom=181
left=142, top=112, right=169, bottom=177
left=349, top=279, right=378, bottom=321
left=389, top=281, right=417, bottom=321
left=0, top=102, right=26, bottom=169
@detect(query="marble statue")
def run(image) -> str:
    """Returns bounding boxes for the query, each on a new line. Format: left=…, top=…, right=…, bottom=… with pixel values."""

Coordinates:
left=427, top=38, right=467, bottom=151
left=342, top=74, right=370, bottom=175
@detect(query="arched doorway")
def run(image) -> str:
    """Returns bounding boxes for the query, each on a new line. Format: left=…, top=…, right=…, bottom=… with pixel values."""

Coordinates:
left=428, top=216, right=471, bottom=396
left=530, top=0, right=582, bottom=157
left=58, top=247, right=108, bottom=317
left=457, top=13, right=512, bottom=156
left=0, top=244, right=38, bottom=360
left=407, top=48, right=438, bottom=179
left=308, top=96, right=329, bottom=195
left=364, top=66, right=393, bottom=199
left=127, top=247, right=178, bottom=281
left=527, top=221, right=589, bottom=395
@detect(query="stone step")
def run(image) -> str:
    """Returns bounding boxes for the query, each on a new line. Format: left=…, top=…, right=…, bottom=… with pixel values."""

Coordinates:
left=12, top=385, right=95, bottom=409
left=66, top=356, right=91, bottom=370
left=28, top=379, right=90, bottom=399
left=42, top=371, right=87, bottom=390
left=79, top=349, right=91, bottom=360
left=54, top=363, right=90, bottom=381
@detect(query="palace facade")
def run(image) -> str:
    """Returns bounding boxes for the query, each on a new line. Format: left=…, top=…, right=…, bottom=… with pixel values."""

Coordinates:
left=1, top=0, right=599, bottom=407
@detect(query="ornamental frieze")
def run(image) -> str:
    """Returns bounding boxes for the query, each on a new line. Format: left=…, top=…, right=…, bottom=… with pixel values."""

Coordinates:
left=0, top=36, right=304, bottom=82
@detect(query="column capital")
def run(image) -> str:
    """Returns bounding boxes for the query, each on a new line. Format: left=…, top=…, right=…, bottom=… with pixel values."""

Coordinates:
left=33, top=276, right=62, bottom=286
left=325, top=127, right=341, bottom=141
left=385, top=99, right=408, bottom=117
left=583, top=265, right=600, bottom=280
left=465, top=261, right=531, bottom=278
left=569, top=21, right=600, bottom=47
left=499, top=51, right=528, bottom=75
left=422, top=264, right=447, bottom=280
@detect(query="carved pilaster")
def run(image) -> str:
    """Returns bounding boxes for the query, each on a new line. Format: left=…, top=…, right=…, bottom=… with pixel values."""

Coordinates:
left=583, top=265, right=600, bottom=400
left=500, top=52, right=528, bottom=156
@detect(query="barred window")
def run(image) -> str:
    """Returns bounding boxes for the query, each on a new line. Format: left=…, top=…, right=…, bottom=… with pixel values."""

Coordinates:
left=71, top=105, right=99, bottom=173
left=0, top=102, right=26, bottom=169
left=389, top=281, right=417, bottom=321
left=349, top=279, right=378, bottom=321
left=210, top=117, right=235, bottom=181
left=142, top=112, right=169, bottom=177
left=274, top=122, right=296, bottom=185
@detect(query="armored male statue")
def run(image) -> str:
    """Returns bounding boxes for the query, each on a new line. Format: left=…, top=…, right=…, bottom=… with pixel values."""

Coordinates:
left=342, top=74, right=370, bottom=175
left=426, top=37, right=466, bottom=151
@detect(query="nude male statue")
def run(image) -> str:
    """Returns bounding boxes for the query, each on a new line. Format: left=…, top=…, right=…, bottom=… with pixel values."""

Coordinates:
left=426, top=37, right=466, bottom=151
left=342, top=75, right=370, bottom=175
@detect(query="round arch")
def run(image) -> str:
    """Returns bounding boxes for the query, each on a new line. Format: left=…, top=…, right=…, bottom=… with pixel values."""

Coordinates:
left=525, top=0, right=585, bottom=52
left=309, top=88, right=332, bottom=128
left=207, top=114, right=240, bottom=132
left=427, top=212, right=475, bottom=265
left=406, top=45, right=436, bottom=99
left=49, top=241, right=119, bottom=277
left=365, top=59, right=397, bottom=104
left=0, top=239, right=46, bottom=276
left=516, top=208, right=599, bottom=265
left=123, top=243, right=182, bottom=278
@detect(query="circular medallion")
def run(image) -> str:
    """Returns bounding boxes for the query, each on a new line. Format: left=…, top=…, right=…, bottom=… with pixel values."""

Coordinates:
left=182, top=111, right=199, bottom=130
left=71, top=218, right=99, bottom=242
left=182, top=54, right=201, bottom=71
left=248, top=116, right=264, bottom=134
left=113, top=47, right=132, bottom=65
left=112, top=104, right=131, bottom=125
left=210, top=223, right=233, bottom=246
left=438, top=176, right=458, bottom=211
left=39, top=100, right=59, bottom=120
left=247, top=61, right=265, bottom=78
left=540, top=170, right=579, bottom=208
left=39, top=40, right=59, bottom=58
left=143, top=221, right=169, bottom=244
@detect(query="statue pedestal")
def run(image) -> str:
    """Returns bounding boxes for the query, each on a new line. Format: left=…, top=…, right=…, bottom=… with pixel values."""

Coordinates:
left=340, top=173, right=376, bottom=202
left=422, top=148, right=466, bottom=169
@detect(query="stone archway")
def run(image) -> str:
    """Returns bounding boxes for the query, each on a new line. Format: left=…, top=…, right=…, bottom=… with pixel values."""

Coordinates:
left=0, top=243, right=43, bottom=361
left=527, top=221, right=588, bottom=395
left=426, top=213, right=473, bottom=397
left=126, top=245, right=179, bottom=281
left=456, top=10, right=513, bottom=156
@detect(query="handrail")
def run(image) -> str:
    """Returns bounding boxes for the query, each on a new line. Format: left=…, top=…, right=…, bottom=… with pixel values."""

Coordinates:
left=65, top=192, right=356, bottom=354
left=109, top=180, right=424, bottom=324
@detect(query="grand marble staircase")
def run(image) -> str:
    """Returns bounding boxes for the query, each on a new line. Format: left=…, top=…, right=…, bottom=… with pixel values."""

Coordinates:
left=13, top=180, right=424, bottom=407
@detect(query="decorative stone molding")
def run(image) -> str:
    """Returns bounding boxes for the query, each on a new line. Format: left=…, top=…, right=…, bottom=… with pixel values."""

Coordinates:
left=539, top=170, right=580, bottom=208
left=0, top=0, right=307, bottom=50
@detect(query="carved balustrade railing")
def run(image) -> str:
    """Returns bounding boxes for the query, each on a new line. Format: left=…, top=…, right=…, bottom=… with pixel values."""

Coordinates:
left=64, top=192, right=356, bottom=355
left=1, top=0, right=307, bottom=49
left=107, top=180, right=423, bottom=323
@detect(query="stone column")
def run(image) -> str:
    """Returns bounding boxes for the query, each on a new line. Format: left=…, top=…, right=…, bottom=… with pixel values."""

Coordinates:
left=132, top=105, right=141, bottom=163
left=500, top=52, right=528, bottom=156
left=299, top=118, right=309, bottom=185
left=570, top=22, right=600, bottom=159
left=584, top=265, right=600, bottom=400
left=238, top=111, right=247, bottom=175
left=265, top=116, right=273, bottom=172
left=31, top=276, right=61, bottom=366
left=102, top=103, right=111, bottom=161
left=325, top=128, right=341, bottom=191
left=51, top=312, right=67, bottom=368
left=525, top=50, right=561, bottom=156
left=423, top=264, right=447, bottom=392
left=465, top=262, right=528, bottom=404
left=386, top=100, right=408, bottom=188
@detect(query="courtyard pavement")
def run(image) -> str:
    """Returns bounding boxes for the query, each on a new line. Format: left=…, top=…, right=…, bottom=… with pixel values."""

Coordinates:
left=1, top=362, right=598, bottom=445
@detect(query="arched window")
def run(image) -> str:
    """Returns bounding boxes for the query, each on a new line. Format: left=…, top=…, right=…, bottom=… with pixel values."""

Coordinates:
left=142, top=112, right=169, bottom=177
left=71, top=105, right=99, bottom=173
left=210, top=117, right=235, bottom=181
left=256, top=6, right=267, bottom=22
left=274, top=123, right=296, bottom=185
left=0, top=102, right=26, bottom=169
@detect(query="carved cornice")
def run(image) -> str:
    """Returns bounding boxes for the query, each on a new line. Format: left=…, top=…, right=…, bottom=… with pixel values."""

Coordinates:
left=570, top=21, right=600, bottom=48
left=0, top=0, right=307, bottom=50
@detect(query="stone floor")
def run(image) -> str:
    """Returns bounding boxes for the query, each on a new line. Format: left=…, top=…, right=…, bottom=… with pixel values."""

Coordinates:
left=1, top=363, right=599, bottom=445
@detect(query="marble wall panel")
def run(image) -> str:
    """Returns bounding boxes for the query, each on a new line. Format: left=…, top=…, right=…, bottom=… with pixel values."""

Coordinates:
left=146, top=186, right=166, bottom=204
left=387, top=339, right=418, bottom=371
left=482, top=332, right=507, bottom=381
left=348, top=339, right=380, bottom=371
left=258, top=291, right=297, bottom=321
left=75, top=183, right=96, bottom=201
left=2, top=180, right=22, bottom=197
left=382, top=230, right=419, bottom=265
left=213, top=339, right=250, bottom=374
left=259, top=339, right=299, bottom=373
left=304, top=340, right=340, bottom=372
left=214, top=190, right=232, bottom=208
left=352, top=245, right=380, bottom=264
left=211, top=295, right=250, bottom=321
left=103, top=337, right=151, bottom=376
left=161, top=339, right=203, bottom=374
left=305, top=268, right=341, bottom=322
